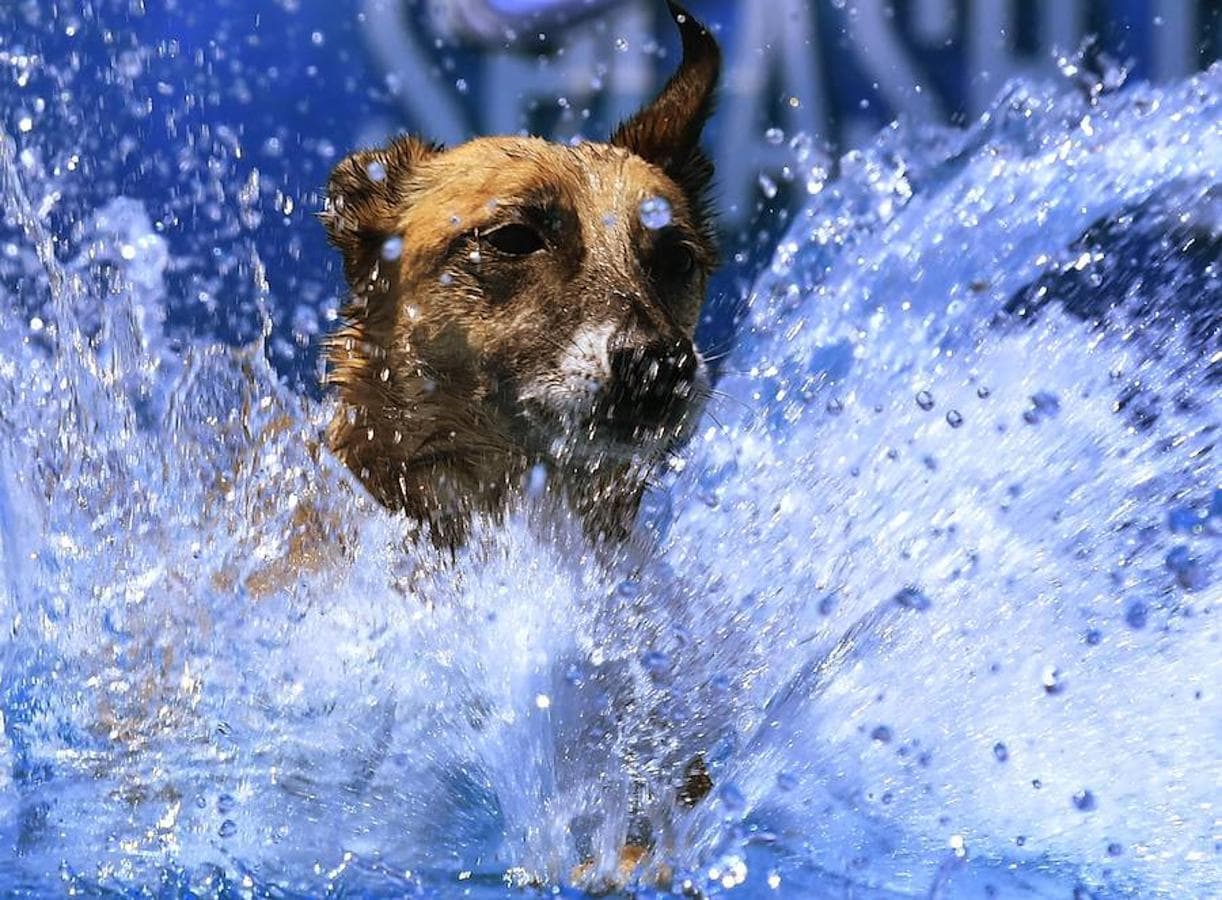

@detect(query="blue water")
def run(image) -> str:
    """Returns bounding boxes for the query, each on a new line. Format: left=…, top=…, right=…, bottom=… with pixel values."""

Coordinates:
left=1, top=31, right=1219, bottom=900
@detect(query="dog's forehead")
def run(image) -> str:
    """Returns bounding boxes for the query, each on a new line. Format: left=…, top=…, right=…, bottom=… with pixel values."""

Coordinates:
left=406, top=137, right=690, bottom=230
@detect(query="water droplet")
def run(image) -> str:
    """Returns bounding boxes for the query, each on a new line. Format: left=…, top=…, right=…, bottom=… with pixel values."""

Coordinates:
left=806, top=167, right=827, bottom=195
left=365, top=160, right=386, bottom=182
left=642, top=650, right=669, bottom=677
left=1165, top=545, right=1206, bottom=591
left=765, top=127, right=785, bottom=145
left=719, top=783, right=746, bottom=814
left=992, top=742, right=1009, bottom=762
left=976, top=385, right=992, bottom=399
left=638, top=196, right=672, bottom=230
left=1083, top=628, right=1103, bottom=646
left=455, top=78, right=469, bottom=95
left=218, top=819, right=237, bottom=838
left=915, top=390, right=935, bottom=411
left=1042, top=666, right=1065, bottom=694
left=758, top=173, right=778, bottom=199
left=534, top=694, right=551, bottom=710
left=216, top=793, right=237, bottom=814
left=1168, top=506, right=1207, bottom=535
left=892, top=587, right=931, bottom=611
left=1023, top=390, right=1061, bottom=424
left=1106, top=841, right=1123, bottom=857
left=870, top=725, right=893, bottom=744
left=776, top=771, right=797, bottom=792
left=310, top=30, right=324, bottom=46
left=616, top=579, right=641, bottom=599
left=945, top=409, right=964, bottom=428
left=115, top=49, right=143, bottom=78
left=1124, top=600, right=1148, bottom=629
left=1072, top=788, right=1097, bottom=812
left=948, top=833, right=967, bottom=858
left=381, top=236, right=403, bottom=261
left=526, top=464, right=547, bottom=498
left=789, top=133, right=813, bottom=163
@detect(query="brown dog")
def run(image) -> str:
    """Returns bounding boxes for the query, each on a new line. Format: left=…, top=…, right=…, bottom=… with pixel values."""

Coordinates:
left=321, top=1, right=720, bottom=552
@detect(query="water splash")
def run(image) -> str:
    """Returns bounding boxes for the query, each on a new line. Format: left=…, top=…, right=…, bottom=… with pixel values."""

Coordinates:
left=1, top=48, right=1219, bottom=900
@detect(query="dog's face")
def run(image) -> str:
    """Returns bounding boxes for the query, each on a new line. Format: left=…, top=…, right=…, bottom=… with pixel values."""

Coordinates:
left=322, top=2, right=719, bottom=530
left=333, top=137, right=715, bottom=459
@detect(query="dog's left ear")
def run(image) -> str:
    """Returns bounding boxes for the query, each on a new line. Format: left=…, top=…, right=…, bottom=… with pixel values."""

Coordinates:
left=611, top=2, right=721, bottom=211
left=321, top=135, right=440, bottom=290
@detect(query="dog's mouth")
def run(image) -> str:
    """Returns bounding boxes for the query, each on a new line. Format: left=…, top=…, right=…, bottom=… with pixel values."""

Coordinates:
left=515, top=380, right=707, bottom=464
left=589, top=381, right=702, bottom=447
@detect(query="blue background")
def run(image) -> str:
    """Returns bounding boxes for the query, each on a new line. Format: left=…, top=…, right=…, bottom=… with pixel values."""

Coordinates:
left=2, top=0, right=1218, bottom=388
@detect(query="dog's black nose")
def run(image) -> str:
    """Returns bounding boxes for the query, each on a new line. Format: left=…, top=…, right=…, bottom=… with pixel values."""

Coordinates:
left=607, top=339, right=699, bottom=430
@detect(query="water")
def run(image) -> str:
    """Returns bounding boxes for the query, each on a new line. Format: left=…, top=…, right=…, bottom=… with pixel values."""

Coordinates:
left=1, top=35, right=1220, bottom=900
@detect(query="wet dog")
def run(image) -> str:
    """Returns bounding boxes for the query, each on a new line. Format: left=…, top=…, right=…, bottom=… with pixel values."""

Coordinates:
left=321, top=1, right=720, bottom=554
left=320, top=2, right=721, bottom=888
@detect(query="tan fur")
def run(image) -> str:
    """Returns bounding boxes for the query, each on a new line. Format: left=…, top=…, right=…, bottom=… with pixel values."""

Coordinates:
left=321, top=1, right=721, bottom=552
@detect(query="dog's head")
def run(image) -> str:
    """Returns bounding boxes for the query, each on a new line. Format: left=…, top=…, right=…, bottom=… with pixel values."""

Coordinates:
left=323, top=2, right=719, bottom=484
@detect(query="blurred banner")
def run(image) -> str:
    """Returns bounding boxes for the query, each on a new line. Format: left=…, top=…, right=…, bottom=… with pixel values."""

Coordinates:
left=360, top=0, right=1220, bottom=227
left=7, top=0, right=1213, bottom=377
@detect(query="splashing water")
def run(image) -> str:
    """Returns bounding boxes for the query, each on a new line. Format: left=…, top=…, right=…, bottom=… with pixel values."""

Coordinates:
left=1, top=45, right=1220, bottom=900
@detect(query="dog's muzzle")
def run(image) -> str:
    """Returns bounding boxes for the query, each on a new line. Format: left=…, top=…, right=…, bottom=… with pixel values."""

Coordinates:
left=599, top=338, right=700, bottom=441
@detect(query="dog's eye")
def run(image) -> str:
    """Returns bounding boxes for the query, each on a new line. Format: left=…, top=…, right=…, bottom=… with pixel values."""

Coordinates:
left=670, top=245, right=697, bottom=277
left=484, top=224, right=546, bottom=257
left=653, top=241, right=697, bottom=282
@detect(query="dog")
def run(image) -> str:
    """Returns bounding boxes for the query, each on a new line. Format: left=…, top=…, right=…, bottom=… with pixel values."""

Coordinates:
left=320, top=2, right=720, bottom=887
left=320, top=0, right=721, bottom=555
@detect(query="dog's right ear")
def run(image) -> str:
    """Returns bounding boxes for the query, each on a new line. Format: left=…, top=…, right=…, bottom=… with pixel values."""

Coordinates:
left=611, top=2, right=720, bottom=217
left=321, top=135, right=440, bottom=289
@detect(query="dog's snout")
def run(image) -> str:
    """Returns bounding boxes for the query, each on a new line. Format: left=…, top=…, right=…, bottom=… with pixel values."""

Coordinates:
left=608, top=338, right=699, bottom=427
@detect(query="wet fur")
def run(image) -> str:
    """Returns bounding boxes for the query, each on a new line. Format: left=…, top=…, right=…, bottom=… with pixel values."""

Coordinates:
left=321, top=2, right=721, bottom=552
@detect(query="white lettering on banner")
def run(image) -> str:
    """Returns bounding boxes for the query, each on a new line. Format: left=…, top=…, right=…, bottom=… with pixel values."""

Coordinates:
left=967, top=0, right=1088, bottom=114
left=715, top=0, right=823, bottom=220
left=1153, top=0, right=1194, bottom=80
left=357, top=0, right=1211, bottom=226
left=913, top=0, right=955, bottom=45
left=845, top=1, right=943, bottom=122
left=360, top=0, right=470, bottom=144
left=484, top=1, right=655, bottom=139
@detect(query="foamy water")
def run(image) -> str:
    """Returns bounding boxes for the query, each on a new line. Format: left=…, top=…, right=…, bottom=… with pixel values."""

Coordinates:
left=1, top=49, right=1219, bottom=900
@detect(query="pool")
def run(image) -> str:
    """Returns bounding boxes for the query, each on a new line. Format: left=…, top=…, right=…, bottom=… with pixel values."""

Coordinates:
left=0, top=17, right=1219, bottom=900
